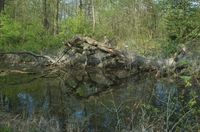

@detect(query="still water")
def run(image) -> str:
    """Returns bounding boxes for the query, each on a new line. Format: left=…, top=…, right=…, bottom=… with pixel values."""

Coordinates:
left=0, top=65, right=199, bottom=131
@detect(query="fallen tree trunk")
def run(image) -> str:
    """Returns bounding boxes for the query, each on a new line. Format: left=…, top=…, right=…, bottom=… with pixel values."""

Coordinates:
left=62, top=36, right=156, bottom=71
left=0, top=51, right=55, bottom=63
left=0, top=36, right=193, bottom=77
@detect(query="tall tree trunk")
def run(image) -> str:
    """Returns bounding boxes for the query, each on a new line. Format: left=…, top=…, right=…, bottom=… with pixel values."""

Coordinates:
left=55, top=0, right=60, bottom=34
left=43, top=0, right=49, bottom=30
left=91, top=0, right=95, bottom=33
left=79, top=0, right=83, bottom=13
left=0, top=0, right=5, bottom=13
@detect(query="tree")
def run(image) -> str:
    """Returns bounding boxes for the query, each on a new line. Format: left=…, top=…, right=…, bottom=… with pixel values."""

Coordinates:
left=0, top=0, right=5, bottom=13
left=55, top=0, right=60, bottom=34
left=79, top=0, right=83, bottom=13
left=43, top=0, right=49, bottom=30
left=91, top=0, right=95, bottom=32
left=159, top=0, right=200, bottom=42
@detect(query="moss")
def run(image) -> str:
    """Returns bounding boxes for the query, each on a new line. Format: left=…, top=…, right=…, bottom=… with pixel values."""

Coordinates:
left=0, top=127, right=12, bottom=132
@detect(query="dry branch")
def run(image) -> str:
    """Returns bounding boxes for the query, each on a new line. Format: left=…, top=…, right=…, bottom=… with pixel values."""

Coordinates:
left=0, top=51, right=55, bottom=63
left=65, top=36, right=126, bottom=58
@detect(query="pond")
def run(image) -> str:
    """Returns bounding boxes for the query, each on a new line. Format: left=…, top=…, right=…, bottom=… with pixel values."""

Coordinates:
left=0, top=65, right=200, bottom=132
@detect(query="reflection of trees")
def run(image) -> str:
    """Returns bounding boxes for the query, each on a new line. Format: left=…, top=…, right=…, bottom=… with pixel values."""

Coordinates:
left=0, top=93, right=10, bottom=112
left=58, top=68, right=132, bottom=99
left=1, top=66, right=161, bottom=131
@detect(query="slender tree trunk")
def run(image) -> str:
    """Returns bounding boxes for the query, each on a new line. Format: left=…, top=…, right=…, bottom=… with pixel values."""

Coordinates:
left=0, top=0, right=5, bottom=13
left=45, top=82, right=52, bottom=109
left=85, top=0, right=89, bottom=17
left=43, top=0, right=49, bottom=30
left=91, top=0, right=95, bottom=33
left=79, top=0, right=83, bottom=13
left=55, top=0, right=60, bottom=34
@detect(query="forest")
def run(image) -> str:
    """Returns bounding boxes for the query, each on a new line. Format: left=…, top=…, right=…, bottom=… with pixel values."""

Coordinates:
left=0, top=0, right=199, bottom=56
left=0, top=0, right=200, bottom=132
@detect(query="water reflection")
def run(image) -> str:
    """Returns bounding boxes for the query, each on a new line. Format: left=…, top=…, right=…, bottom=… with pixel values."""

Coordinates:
left=0, top=67, right=199, bottom=131
left=154, top=80, right=177, bottom=107
left=0, top=94, right=10, bottom=112
left=17, top=92, right=34, bottom=119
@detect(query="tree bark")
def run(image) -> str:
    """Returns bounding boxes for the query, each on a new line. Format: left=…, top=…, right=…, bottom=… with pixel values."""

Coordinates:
left=43, top=0, right=49, bottom=30
left=91, top=0, right=95, bottom=33
left=0, top=0, right=5, bottom=13
left=55, top=0, right=60, bottom=34
left=79, top=0, right=83, bottom=13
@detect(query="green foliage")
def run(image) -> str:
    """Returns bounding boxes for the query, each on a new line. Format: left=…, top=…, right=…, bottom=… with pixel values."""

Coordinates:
left=0, top=15, right=22, bottom=47
left=167, top=10, right=194, bottom=41
left=160, top=41, right=178, bottom=56
left=19, top=27, right=61, bottom=52
left=60, top=14, right=92, bottom=40
left=0, top=15, right=61, bottom=52
left=1, top=0, right=200, bottom=56
left=158, top=0, right=200, bottom=55
left=0, top=126, right=12, bottom=132
left=180, top=75, right=192, bottom=87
